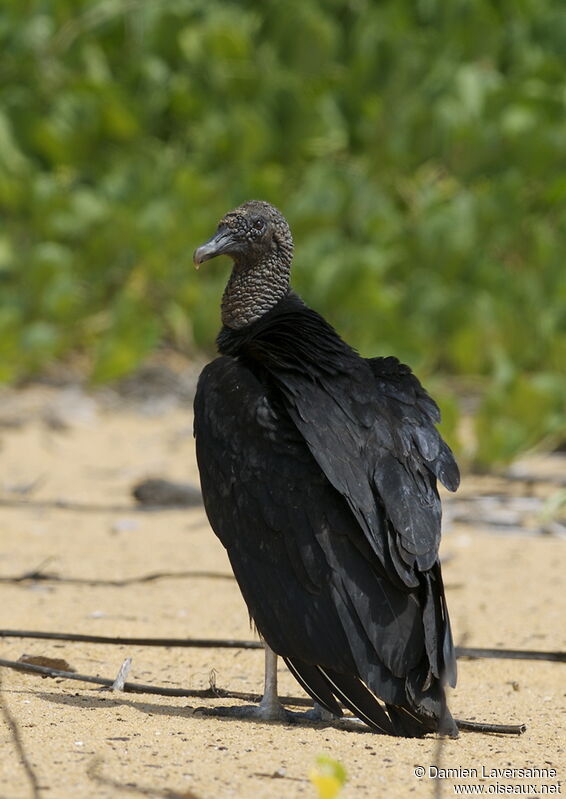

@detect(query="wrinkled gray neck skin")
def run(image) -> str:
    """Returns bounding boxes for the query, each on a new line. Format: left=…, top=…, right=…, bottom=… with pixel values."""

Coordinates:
left=221, top=242, right=293, bottom=330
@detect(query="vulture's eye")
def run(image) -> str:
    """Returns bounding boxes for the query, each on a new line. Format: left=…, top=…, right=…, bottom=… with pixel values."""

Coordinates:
left=252, top=218, right=266, bottom=234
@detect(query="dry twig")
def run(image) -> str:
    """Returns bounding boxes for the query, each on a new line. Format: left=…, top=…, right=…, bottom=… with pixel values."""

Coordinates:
left=1, top=629, right=563, bottom=662
left=109, top=657, right=132, bottom=691
left=0, top=567, right=233, bottom=586
left=0, top=669, right=42, bottom=798
left=0, top=630, right=261, bottom=649
left=0, top=657, right=526, bottom=734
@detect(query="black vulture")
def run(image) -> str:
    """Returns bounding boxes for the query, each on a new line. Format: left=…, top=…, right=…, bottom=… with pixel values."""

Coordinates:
left=193, top=200, right=460, bottom=737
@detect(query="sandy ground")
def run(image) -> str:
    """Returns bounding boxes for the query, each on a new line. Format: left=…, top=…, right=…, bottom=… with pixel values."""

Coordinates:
left=0, top=387, right=564, bottom=799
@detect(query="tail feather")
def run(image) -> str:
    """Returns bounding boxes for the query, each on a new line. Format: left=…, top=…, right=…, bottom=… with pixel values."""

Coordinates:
left=317, top=666, right=395, bottom=735
left=283, top=657, right=343, bottom=717
left=286, top=656, right=394, bottom=734
left=386, top=704, right=432, bottom=737
left=285, top=656, right=457, bottom=737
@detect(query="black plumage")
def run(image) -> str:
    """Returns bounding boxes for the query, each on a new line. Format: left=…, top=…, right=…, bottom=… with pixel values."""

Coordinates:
left=193, top=201, right=460, bottom=737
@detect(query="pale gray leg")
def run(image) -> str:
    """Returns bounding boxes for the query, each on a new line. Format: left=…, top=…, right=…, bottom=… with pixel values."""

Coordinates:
left=294, top=700, right=338, bottom=722
left=257, top=652, right=337, bottom=723
left=310, top=701, right=336, bottom=721
left=199, top=645, right=350, bottom=727
left=257, top=646, right=287, bottom=719
left=200, top=644, right=287, bottom=722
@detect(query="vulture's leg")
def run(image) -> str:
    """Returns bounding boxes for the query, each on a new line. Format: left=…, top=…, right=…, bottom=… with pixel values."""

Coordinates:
left=259, top=652, right=338, bottom=723
left=257, top=646, right=287, bottom=718
left=200, top=646, right=341, bottom=725
left=304, top=702, right=336, bottom=722
left=200, top=644, right=288, bottom=722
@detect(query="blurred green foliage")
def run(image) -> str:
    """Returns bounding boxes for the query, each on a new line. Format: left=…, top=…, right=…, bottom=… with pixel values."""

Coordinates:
left=1, top=0, right=565, bottom=465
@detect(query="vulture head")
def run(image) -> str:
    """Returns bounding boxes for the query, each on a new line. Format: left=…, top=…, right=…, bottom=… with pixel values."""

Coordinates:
left=193, top=201, right=293, bottom=269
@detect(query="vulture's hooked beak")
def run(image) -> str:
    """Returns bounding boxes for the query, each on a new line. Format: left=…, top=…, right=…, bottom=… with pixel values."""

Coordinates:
left=193, top=228, right=237, bottom=269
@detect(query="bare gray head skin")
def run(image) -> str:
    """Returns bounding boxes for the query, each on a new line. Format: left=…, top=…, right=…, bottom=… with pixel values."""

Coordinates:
left=193, top=201, right=294, bottom=329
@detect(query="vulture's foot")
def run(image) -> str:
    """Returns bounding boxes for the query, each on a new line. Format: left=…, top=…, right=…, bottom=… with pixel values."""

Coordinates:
left=256, top=690, right=290, bottom=721
left=199, top=697, right=290, bottom=723
left=291, top=702, right=337, bottom=722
